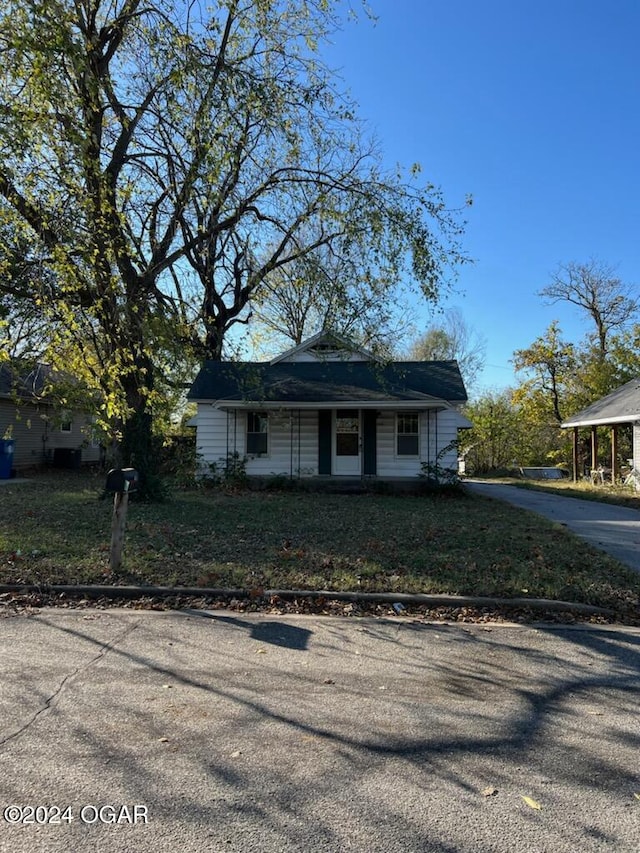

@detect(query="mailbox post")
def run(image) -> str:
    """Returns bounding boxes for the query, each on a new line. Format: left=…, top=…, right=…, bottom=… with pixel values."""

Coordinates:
left=105, top=468, right=138, bottom=573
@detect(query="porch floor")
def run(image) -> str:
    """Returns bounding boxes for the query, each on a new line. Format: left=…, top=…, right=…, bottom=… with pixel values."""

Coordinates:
left=249, top=475, right=433, bottom=494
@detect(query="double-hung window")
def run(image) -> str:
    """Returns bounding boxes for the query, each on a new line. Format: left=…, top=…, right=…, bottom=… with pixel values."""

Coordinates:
left=247, top=412, right=268, bottom=455
left=396, top=413, right=419, bottom=456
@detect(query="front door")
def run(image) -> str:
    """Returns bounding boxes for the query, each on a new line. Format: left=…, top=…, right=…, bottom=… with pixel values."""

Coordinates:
left=333, top=409, right=361, bottom=475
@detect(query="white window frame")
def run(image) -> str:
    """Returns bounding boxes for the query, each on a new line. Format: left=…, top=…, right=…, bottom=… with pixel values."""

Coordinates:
left=246, top=411, right=269, bottom=456
left=396, top=412, right=420, bottom=457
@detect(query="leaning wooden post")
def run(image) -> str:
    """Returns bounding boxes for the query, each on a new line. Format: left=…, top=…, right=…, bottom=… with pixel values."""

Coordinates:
left=110, top=491, right=129, bottom=573
left=105, top=468, right=139, bottom=574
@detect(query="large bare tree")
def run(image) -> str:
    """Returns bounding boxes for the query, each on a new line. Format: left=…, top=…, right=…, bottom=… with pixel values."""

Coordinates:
left=540, top=259, right=638, bottom=357
left=409, top=308, right=486, bottom=390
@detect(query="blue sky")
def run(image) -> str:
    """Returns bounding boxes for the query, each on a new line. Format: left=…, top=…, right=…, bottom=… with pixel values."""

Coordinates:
left=323, top=0, right=640, bottom=394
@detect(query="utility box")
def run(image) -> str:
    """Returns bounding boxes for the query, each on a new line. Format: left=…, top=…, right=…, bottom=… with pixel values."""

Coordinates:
left=53, top=447, right=82, bottom=469
left=105, top=467, right=139, bottom=494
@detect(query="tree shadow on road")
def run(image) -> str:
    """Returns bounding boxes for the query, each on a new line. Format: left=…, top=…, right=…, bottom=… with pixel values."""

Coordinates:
left=3, top=613, right=639, bottom=852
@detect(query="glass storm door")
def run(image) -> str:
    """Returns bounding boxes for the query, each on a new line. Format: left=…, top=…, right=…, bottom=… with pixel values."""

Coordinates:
left=333, top=409, right=361, bottom=475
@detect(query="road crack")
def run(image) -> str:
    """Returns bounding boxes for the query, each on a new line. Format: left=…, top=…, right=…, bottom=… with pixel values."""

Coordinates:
left=0, top=620, right=140, bottom=748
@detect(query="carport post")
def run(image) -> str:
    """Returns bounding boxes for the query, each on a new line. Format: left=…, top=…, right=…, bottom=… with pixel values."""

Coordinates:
left=572, top=427, right=579, bottom=482
left=611, top=426, right=618, bottom=483
left=591, top=426, right=598, bottom=472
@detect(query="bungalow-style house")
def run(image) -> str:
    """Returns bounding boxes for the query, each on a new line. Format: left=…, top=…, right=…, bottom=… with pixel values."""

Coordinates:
left=561, top=377, right=640, bottom=490
left=0, top=361, right=102, bottom=473
left=188, top=332, right=471, bottom=483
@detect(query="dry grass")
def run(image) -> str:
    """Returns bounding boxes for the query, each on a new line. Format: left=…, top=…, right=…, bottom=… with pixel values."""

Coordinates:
left=0, top=471, right=639, bottom=619
left=487, top=476, right=640, bottom=509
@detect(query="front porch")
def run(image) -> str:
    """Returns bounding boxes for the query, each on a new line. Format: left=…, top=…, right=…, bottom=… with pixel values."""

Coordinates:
left=197, top=403, right=467, bottom=482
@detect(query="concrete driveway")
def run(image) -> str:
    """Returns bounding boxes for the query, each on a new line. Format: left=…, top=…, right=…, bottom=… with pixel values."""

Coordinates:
left=465, top=481, right=640, bottom=573
left=0, top=608, right=639, bottom=852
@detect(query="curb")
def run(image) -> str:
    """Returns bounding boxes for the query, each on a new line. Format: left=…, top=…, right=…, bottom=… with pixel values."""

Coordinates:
left=0, top=583, right=613, bottom=615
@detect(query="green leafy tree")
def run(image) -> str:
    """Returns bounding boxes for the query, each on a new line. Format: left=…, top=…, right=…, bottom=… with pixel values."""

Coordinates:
left=607, top=325, right=640, bottom=381
left=0, top=0, right=467, bottom=494
left=461, top=390, right=521, bottom=474
left=512, top=321, right=577, bottom=425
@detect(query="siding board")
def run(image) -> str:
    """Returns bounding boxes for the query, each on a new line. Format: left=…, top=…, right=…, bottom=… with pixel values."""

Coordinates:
left=196, top=405, right=463, bottom=480
left=0, top=400, right=100, bottom=468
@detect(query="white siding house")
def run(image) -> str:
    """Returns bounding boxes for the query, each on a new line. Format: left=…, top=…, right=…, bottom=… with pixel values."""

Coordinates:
left=189, top=332, right=471, bottom=483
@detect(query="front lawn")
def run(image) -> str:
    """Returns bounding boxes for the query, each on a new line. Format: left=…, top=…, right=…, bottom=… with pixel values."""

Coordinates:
left=1, top=471, right=639, bottom=619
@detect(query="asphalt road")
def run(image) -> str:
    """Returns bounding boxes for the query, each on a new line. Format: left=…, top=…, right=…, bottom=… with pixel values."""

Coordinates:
left=0, top=608, right=639, bottom=852
left=465, top=481, right=640, bottom=573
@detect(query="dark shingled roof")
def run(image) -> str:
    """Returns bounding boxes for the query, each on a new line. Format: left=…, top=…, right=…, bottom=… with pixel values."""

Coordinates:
left=562, top=377, right=640, bottom=427
left=0, top=362, right=50, bottom=399
left=188, top=360, right=468, bottom=405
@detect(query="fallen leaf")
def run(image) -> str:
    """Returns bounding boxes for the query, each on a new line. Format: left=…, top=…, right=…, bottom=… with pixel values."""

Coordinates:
left=634, top=793, right=640, bottom=801
left=256, top=648, right=267, bottom=654
left=522, top=796, right=542, bottom=810
left=323, top=678, right=335, bottom=685
left=481, top=787, right=498, bottom=797
left=230, top=750, right=242, bottom=758
left=158, top=737, right=170, bottom=743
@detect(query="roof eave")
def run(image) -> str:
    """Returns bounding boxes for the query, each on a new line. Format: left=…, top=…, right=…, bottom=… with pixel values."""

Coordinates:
left=210, top=399, right=453, bottom=411
left=561, top=414, right=640, bottom=428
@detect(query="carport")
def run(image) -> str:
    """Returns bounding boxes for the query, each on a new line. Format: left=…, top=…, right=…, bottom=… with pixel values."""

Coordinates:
left=561, top=377, right=640, bottom=489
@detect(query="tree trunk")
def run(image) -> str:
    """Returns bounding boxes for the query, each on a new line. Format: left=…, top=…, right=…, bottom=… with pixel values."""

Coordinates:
left=204, top=318, right=226, bottom=361
left=118, top=352, right=161, bottom=499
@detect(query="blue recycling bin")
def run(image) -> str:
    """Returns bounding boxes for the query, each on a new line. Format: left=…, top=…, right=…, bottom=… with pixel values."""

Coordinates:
left=0, top=439, right=14, bottom=479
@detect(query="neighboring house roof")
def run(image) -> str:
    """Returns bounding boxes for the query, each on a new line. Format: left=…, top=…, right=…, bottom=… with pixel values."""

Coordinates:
left=561, top=377, right=640, bottom=428
left=188, top=359, right=468, bottom=407
left=0, top=362, right=51, bottom=401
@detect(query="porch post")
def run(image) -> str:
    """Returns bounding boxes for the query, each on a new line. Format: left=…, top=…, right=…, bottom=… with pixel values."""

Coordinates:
left=572, top=427, right=579, bottom=482
left=591, top=426, right=598, bottom=473
left=318, top=410, right=332, bottom=475
left=290, top=411, right=294, bottom=479
left=611, top=426, right=618, bottom=483
left=362, top=410, right=377, bottom=476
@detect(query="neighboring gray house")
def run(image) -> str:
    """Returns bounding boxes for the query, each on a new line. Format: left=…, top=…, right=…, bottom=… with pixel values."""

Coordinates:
left=0, top=362, right=101, bottom=471
left=561, top=377, right=640, bottom=489
left=188, top=332, right=471, bottom=482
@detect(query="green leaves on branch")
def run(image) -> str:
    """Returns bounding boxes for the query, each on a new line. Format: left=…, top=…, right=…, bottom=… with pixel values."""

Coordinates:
left=0, top=0, right=468, bottom=483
